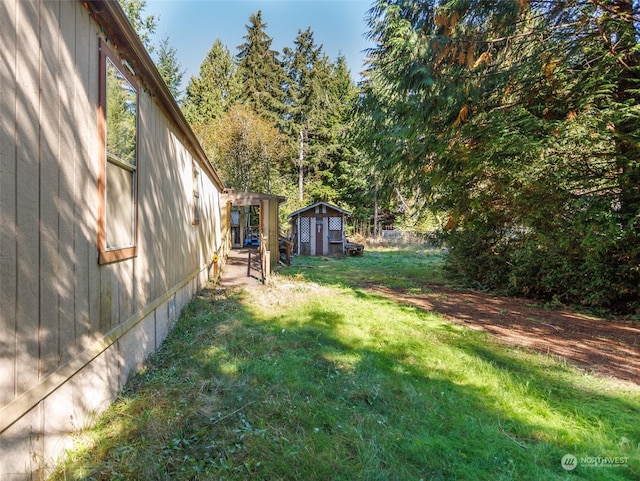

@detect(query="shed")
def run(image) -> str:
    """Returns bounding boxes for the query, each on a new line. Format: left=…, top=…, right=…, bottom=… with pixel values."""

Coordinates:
left=289, top=202, right=350, bottom=256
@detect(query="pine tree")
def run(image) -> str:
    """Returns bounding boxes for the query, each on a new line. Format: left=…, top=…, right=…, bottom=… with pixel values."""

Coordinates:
left=236, top=11, right=288, bottom=123
left=156, top=35, right=185, bottom=100
left=183, top=39, right=239, bottom=125
left=283, top=29, right=359, bottom=203
left=315, top=54, right=360, bottom=203
left=283, top=27, right=324, bottom=200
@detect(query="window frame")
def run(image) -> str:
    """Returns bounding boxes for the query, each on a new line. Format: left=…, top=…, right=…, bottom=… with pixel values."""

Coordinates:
left=97, top=39, right=139, bottom=264
left=192, top=161, right=201, bottom=225
left=328, top=216, right=343, bottom=243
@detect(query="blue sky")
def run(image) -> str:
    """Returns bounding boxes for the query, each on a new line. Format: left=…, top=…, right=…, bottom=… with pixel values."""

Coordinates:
left=146, top=0, right=374, bottom=84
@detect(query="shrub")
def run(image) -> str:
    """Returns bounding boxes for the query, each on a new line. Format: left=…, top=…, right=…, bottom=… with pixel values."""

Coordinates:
left=444, top=209, right=640, bottom=314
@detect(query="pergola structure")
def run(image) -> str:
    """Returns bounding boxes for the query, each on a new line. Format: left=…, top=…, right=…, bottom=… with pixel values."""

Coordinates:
left=222, top=189, right=286, bottom=269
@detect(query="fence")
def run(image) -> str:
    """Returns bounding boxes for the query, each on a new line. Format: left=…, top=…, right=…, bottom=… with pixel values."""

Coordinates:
left=349, top=225, right=443, bottom=248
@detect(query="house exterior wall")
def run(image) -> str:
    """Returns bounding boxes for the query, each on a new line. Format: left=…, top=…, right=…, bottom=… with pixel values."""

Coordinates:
left=0, top=1, right=224, bottom=478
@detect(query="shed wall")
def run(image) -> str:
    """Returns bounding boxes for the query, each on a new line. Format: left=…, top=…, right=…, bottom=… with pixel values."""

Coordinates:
left=0, top=1, right=223, bottom=478
left=292, top=206, right=347, bottom=257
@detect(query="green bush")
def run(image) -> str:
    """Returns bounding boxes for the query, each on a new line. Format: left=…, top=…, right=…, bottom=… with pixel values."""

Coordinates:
left=444, top=208, right=640, bottom=314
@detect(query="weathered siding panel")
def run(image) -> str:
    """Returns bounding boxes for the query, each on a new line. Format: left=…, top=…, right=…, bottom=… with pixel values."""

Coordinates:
left=59, top=0, right=79, bottom=366
left=134, top=89, right=155, bottom=308
left=0, top=0, right=18, bottom=408
left=201, top=164, right=223, bottom=259
left=39, top=0, right=62, bottom=379
left=15, top=0, right=41, bottom=398
left=77, top=6, right=101, bottom=353
left=0, top=407, right=42, bottom=480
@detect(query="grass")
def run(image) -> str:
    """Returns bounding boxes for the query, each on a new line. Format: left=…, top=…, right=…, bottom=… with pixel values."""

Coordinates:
left=49, top=247, right=640, bottom=480
left=285, top=246, right=449, bottom=289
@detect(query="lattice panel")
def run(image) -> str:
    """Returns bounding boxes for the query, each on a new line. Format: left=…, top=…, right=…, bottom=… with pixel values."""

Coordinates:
left=329, top=217, right=342, bottom=231
left=300, top=218, right=310, bottom=242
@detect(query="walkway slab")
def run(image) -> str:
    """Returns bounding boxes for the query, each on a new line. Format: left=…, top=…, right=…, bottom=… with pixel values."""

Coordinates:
left=219, top=248, right=264, bottom=288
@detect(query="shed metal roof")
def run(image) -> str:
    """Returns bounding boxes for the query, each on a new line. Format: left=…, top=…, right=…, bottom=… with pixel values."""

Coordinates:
left=288, top=201, right=351, bottom=218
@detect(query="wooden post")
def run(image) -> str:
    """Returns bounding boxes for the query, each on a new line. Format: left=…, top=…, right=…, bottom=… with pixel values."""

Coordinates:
left=264, top=250, right=271, bottom=283
left=212, top=252, right=219, bottom=280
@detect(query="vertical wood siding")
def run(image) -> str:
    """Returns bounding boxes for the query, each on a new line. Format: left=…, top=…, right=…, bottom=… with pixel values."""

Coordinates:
left=15, top=0, right=41, bottom=403
left=0, top=0, right=18, bottom=409
left=0, top=1, right=223, bottom=477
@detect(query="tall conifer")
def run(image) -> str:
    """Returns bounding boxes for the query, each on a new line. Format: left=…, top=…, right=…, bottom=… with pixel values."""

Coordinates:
left=183, top=39, right=238, bottom=125
left=156, top=36, right=185, bottom=100
left=360, top=0, right=640, bottom=311
left=236, top=11, right=287, bottom=123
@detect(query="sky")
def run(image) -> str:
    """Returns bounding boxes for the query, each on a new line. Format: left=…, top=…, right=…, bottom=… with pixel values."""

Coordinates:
left=146, top=0, right=375, bottom=84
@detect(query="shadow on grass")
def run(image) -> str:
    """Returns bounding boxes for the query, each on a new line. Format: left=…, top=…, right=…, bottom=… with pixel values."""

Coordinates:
left=286, top=296, right=639, bottom=480
left=49, top=285, right=639, bottom=481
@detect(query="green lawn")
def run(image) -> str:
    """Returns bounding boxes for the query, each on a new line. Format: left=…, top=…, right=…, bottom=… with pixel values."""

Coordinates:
left=49, top=248, right=640, bottom=480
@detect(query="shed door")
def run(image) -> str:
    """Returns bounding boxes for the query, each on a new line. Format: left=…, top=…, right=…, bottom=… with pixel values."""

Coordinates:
left=315, top=220, right=324, bottom=255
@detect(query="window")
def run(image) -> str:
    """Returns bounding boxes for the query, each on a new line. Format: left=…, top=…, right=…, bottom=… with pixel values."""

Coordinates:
left=192, top=162, right=201, bottom=225
left=299, top=217, right=310, bottom=243
left=328, top=216, right=342, bottom=243
left=230, top=209, right=240, bottom=226
left=98, top=40, right=138, bottom=264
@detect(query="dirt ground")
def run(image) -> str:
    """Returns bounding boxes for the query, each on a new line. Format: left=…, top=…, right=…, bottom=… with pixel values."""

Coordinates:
left=370, top=284, right=640, bottom=387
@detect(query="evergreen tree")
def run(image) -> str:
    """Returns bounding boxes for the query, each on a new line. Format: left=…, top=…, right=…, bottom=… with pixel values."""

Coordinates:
left=156, top=35, right=185, bottom=100
left=283, top=29, right=359, bottom=203
left=119, top=0, right=183, bottom=101
left=118, top=0, right=156, bottom=52
left=236, top=11, right=288, bottom=123
left=283, top=27, right=324, bottom=200
left=183, top=39, right=239, bottom=125
left=316, top=54, right=361, bottom=204
left=360, top=0, right=640, bottom=311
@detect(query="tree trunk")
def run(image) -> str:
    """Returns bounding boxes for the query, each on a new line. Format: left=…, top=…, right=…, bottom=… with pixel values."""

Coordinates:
left=610, top=0, right=640, bottom=220
left=298, top=129, right=304, bottom=201
left=373, top=189, right=379, bottom=240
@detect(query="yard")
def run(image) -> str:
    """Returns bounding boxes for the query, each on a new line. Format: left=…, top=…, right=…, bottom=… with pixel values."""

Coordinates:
left=49, top=248, right=640, bottom=480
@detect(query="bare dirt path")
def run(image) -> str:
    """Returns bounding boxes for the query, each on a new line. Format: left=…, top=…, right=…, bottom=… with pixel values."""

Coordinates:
left=370, top=284, right=640, bottom=386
